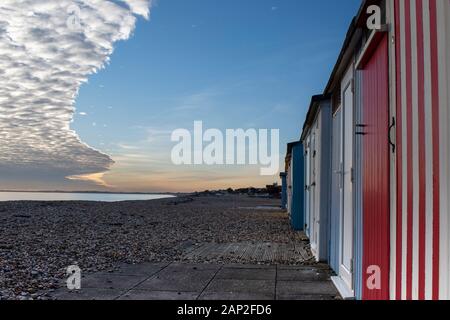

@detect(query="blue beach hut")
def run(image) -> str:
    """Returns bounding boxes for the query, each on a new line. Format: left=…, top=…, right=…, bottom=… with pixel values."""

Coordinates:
left=279, top=172, right=287, bottom=210
left=285, top=141, right=304, bottom=231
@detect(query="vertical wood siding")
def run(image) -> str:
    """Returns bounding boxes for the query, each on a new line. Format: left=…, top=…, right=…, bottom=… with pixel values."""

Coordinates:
left=392, top=0, right=448, bottom=300
left=304, top=136, right=311, bottom=238
left=287, top=159, right=293, bottom=214
left=318, top=103, right=332, bottom=262
left=362, top=34, right=390, bottom=300
left=354, top=70, right=364, bottom=300
left=302, top=101, right=332, bottom=263
left=330, top=110, right=342, bottom=273
left=291, top=143, right=305, bottom=231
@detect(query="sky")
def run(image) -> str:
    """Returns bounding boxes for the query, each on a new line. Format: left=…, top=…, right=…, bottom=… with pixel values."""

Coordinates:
left=0, top=0, right=361, bottom=193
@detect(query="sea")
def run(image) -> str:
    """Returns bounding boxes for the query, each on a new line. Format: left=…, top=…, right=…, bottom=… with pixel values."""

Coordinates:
left=0, top=192, right=175, bottom=202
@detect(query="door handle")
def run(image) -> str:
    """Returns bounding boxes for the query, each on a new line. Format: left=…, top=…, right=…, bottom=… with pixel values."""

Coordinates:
left=389, top=117, right=396, bottom=153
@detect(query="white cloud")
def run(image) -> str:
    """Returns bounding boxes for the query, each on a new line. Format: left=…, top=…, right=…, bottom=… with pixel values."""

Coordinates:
left=0, top=0, right=152, bottom=187
left=174, top=90, right=221, bottom=111
left=117, top=143, right=140, bottom=150
left=122, top=0, right=152, bottom=19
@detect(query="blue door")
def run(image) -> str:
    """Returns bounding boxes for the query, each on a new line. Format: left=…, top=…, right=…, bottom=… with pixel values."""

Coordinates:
left=290, top=143, right=304, bottom=231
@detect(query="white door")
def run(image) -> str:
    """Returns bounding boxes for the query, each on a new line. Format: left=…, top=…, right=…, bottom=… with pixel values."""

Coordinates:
left=304, top=138, right=310, bottom=236
left=313, top=120, right=322, bottom=259
left=287, top=162, right=293, bottom=213
left=331, top=108, right=343, bottom=269
left=339, top=79, right=354, bottom=290
left=310, top=130, right=317, bottom=254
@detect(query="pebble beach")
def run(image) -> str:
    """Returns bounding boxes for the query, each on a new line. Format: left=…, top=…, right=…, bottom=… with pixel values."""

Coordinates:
left=0, top=194, right=305, bottom=300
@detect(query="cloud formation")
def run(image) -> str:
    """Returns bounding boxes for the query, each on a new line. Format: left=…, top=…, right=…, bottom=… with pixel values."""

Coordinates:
left=0, top=0, right=151, bottom=188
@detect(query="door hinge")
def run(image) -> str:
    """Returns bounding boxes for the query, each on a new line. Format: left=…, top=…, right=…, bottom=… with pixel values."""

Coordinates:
left=351, top=167, right=355, bottom=183
left=355, top=124, right=367, bottom=135
left=350, top=259, right=354, bottom=273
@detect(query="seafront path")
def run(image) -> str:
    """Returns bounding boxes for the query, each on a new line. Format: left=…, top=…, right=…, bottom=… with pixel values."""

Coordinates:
left=50, top=261, right=339, bottom=300
left=50, top=197, right=340, bottom=300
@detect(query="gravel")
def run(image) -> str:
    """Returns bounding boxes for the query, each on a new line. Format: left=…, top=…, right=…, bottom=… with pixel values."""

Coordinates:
left=0, top=195, right=303, bottom=300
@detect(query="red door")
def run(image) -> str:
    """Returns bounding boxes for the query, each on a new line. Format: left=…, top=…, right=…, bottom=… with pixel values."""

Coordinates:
left=361, top=34, right=390, bottom=300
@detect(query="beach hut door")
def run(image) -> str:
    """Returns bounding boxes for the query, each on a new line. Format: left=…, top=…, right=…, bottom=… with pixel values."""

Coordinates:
left=304, top=139, right=311, bottom=236
left=360, top=34, right=390, bottom=300
left=310, top=131, right=318, bottom=254
left=339, top=74, right=354, bottom=290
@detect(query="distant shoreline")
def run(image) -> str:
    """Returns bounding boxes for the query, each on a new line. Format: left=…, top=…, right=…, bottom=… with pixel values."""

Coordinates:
left=0, top=190, right=182, bottom=196
left=0, top=191, right=179, bottom=203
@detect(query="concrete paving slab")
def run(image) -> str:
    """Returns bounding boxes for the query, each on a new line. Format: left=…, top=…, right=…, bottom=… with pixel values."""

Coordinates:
left=198, top=292, right=274, bottom=300
left=168, top=263, right=222, bottom=271
left=118, top=290, right=199, bottom=300
left=225, top=264, right=276, bottom=269
left=205, top=279, right=275, bottom=295
left=115, top=262, right=169, bottom=276
left=277, top=269, right=331, bottom=281
left=136, top=268, right=217, bottom=292
left=51, top=288, right=124, bottom=300
left=277, top=264, right=330, bottom=270
left=82, top=274, right=149, bottom=289
left=216, top=267, right=276, bottom=280
left=47, top=253, right=340, bottom=300
left=276, top=294, right=339, bottom=301
left=276, top=281, right=339, bottom=296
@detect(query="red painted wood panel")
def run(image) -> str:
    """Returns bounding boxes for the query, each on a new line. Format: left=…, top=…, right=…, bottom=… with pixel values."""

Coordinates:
left=362, top=34, right=390, bottom=300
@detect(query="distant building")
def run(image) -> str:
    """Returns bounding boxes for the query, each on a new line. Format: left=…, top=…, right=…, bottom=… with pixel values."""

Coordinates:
left=266, top=183, right=281, bottom=199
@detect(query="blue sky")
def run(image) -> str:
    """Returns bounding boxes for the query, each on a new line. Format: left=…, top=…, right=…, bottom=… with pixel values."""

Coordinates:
left=68, top=0, right=361, bottom=191
left=75, top=0, right=360, bottom=145
left=0, top=0, right=361, bottom=192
